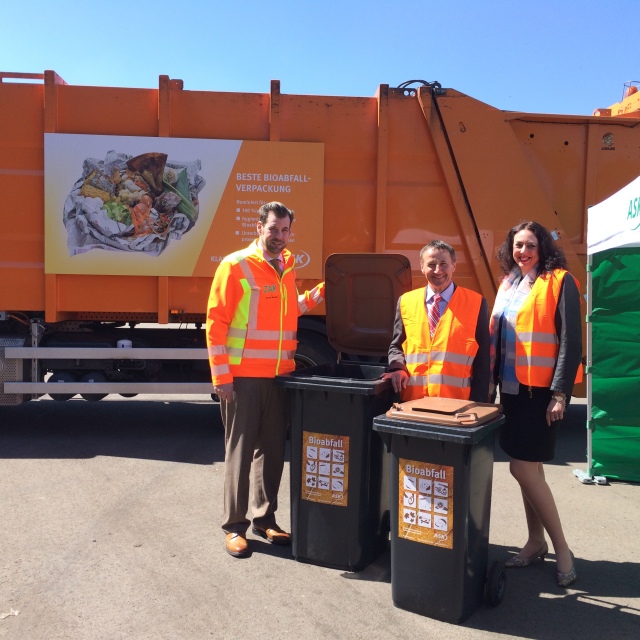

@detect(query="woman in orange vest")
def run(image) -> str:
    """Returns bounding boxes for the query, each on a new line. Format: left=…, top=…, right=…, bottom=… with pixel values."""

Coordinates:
left=490, top=221, right=582, bottom=588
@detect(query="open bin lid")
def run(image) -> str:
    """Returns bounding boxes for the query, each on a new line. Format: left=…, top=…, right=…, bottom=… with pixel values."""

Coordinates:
left=325, top=253, right=413, bottom=357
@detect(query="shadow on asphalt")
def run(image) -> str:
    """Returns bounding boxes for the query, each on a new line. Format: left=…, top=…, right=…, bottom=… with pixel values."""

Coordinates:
left=216, top=538, right=298, bottom=562
left=1, top=397, right=589, bottom=466
left=0, top=398, right=226, bottom=464
left=469, top=554, right=640, bottom=638
left=344, top=543, right=640, bottom=637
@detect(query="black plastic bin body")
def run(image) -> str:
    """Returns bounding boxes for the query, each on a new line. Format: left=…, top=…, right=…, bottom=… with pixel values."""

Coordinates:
left=277, top=363, right=394, bottom=571
left=275, top=252, right=412, bottom=571
left=373, top=414, right=504, bottom=623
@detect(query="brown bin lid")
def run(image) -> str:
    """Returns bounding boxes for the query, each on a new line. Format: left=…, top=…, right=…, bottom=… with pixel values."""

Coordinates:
left=385, top=397, right=502, bottom=427
left=324, top=253, right=412, bottom=356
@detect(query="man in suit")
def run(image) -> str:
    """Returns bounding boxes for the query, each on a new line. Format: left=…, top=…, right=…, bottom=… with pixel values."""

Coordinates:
left=385, top=240, right=490, bottom=403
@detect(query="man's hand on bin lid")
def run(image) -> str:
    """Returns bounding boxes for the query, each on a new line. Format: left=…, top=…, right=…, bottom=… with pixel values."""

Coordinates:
left=382, top=370, right=409, bottom=393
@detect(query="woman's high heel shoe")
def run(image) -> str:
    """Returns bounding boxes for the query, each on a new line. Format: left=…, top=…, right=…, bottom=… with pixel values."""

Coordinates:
left=505, top=541, right=549, bottom=568
left=556, top=551, right=577, bottom=587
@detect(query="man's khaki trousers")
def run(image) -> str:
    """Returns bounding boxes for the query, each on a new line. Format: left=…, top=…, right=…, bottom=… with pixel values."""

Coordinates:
left=220, top=377, right=289, bottom=534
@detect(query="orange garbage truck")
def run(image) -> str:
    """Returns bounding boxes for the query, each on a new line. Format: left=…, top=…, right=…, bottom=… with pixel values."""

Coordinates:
left=1, top=71, right=639, bottom=405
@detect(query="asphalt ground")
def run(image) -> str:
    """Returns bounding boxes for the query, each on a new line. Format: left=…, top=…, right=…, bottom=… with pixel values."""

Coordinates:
left=0, top=396, right=638, bottom=639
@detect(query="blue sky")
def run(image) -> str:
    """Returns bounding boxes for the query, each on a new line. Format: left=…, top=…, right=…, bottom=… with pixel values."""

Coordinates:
left=2, top=0, right=637, bottom=115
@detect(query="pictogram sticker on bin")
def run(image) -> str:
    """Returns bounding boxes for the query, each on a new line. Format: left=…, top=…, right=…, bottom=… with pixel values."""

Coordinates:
left=399, top=458, right=454, bottom=549
left=302, top=431, right=350, bottom=506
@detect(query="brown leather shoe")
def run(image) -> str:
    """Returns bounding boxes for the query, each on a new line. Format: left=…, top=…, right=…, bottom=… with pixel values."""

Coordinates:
left=225, top=532, right=249, bottom=557
left=252, top=524, right=291, bottom=546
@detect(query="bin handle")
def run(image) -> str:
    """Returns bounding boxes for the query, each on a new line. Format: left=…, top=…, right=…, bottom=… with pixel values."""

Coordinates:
left=391, top=402, right=502, bottom=415
left=405, top=403, right=476, bottom=416
left=389, top=403, right=476, bottom=417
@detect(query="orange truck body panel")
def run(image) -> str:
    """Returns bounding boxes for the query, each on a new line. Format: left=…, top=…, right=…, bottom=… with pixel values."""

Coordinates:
left=2, top=71, right=639, bottom=401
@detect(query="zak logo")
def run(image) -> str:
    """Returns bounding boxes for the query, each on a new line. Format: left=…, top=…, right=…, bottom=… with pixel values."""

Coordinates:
left=294, top=251, right=311, bottom=269
left=627, top=197, right=640, bottom=232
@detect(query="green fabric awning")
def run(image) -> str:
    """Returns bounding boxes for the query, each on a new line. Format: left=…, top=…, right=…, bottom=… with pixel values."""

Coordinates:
left=590, top=248, right=640, bottom=481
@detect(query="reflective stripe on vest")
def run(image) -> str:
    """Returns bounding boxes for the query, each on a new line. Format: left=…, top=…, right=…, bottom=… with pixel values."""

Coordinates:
left=400, top=286, right=482, bottom=401
left=406, top=374, right=471, bottom=388
left=211, top=363, right=231, bottom=377
left=227, top=348, right=296, bottom=360
left=227, top=328, right=297, bottom=341
left=405, top=351, right=474, bottom=366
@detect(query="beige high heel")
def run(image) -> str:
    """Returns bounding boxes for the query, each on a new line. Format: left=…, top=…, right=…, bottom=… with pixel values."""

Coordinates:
left=505, top=541, right=549, bottom=568
left=556, top=551, right=577, bottom=587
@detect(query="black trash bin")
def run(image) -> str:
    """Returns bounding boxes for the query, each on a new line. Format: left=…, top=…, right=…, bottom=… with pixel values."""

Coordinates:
left=373, top=397, right=505, bottom=623
left=276, top=253, right=412, bottom=571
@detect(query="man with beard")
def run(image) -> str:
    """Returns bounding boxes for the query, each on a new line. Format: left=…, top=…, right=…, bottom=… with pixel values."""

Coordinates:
left=206, top=202, right=325, bottom=558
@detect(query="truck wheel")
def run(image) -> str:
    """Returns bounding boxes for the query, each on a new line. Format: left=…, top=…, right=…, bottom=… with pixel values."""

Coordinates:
left=485, top=560, right=506, bottom=607
left=48, top=372, right=78, bottom=401
left=295, top=332, right=336, bottom=370
left=79, top=371, right=108, bottom=402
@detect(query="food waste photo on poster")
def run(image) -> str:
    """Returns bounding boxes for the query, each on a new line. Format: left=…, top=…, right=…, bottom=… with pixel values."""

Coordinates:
left=63, top=150, right=204, bottom=257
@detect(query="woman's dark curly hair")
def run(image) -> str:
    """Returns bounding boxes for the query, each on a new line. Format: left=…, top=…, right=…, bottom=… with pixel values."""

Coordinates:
left=496, top=221, right=568, bottom=275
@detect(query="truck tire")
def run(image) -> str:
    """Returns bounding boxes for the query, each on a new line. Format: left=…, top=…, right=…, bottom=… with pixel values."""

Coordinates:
left=295, top=331, right=336, bottom=370
left=48, top=371, right=78, bottom=402
left=79, top=371, right=108, bottom=402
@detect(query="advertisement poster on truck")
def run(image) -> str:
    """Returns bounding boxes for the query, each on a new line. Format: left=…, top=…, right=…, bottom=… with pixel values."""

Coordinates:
left=44, top=134, right=324, bottom=278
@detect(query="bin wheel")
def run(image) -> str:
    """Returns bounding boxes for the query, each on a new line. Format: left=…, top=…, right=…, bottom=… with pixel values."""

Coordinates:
left=486, top=561, right=506, bottom=607
left=380, top=509, right=391, bottom=535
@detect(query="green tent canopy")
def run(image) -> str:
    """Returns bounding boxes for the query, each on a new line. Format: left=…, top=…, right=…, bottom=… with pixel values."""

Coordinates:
left=582, top=177, right=640, bottom=482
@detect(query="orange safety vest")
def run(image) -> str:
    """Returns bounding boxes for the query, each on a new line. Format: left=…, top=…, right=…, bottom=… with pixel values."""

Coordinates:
left=400, top=286, right=482, bottom=401
left=514, top=269, right=583, bottom=386
left=206, top=240, right=324, bottom=385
